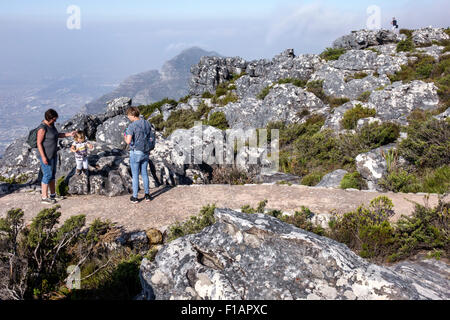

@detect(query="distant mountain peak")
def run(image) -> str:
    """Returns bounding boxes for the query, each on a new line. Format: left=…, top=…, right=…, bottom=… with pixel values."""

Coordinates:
left=82, top=47, right=221, bottom=114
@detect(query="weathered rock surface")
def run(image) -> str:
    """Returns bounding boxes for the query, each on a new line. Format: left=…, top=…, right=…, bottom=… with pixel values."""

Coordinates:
left=139, top=208, right=449, bottom=300
left=355, top=144, right=396, bottom=191
left=95, top=115, right=131, bottom=149
left=412, top=27, right=449, bottom=46
left=316, top=169, right=349, bottom=188
left=332, top=29, right=405, bottom=50
left=369, top=80, right=440, bottom=125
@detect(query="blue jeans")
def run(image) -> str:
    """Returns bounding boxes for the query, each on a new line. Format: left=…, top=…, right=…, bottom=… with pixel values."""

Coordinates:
left=39, top=156, right=57, bottom=184
left=129, top=150, right=150, bottom=198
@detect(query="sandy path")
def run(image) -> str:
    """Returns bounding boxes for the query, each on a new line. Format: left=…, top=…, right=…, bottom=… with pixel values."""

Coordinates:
left=0, top=184, right=447, bottom=232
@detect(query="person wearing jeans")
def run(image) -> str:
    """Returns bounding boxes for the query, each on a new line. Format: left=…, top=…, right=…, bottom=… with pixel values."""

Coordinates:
left=36, top=108, right=76, bottom=204
left=124, top=107, right=152, bottom=203
left=129, top=149, right=150, bottom=201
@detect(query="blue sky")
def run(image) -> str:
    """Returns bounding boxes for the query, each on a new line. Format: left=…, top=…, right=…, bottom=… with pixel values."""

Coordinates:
left=0, top=0, right=448, bottom=84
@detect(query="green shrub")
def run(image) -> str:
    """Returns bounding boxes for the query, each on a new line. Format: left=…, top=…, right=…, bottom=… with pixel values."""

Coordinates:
left=178, top=95, right=191, bottom=103
left=301, top=172, right=323, bottom=186
left=328, top=196, right=397, bottom=260
left=277, top=78, right=307, bottom=87
left=421, top=165, right=450, bottom=194
left=320, top=48, right=346, bottom=61
left=208, top=111, right=229, bottom=130
left=166, top=204, right=216, bottom=242
left=340, top=172, right=367, bottom=190
left=399, top=29, right=413, bottom=38
left=398, top=118, right=450, bottom=168
left=280, top=206, right=325, bottom=236
left=257, top=85, right=273, bottom=100
left=357, top=91, right=371, bottom=102
left=396, top=38, right=415, bottom=52
left=202, top=92, right=213, bottom=99
left=365, top=48, right=380, bottom=55
left=56, top=176, right=69, bottom=197
left=341, top=104, right=376, bottom=130
left=389, top=199, right=449, bottom=261
left=211, top=166, right=255, bottom=185
left=213, top=91, right=238, bottom=106
left=345, top=72, right=368, bottom=82
left=328, top=97, right=350, bottom=108
left=356, top=121, right=400, bottom=148
left=138, top=98, right=177, bottom=119
left=379, top=168, right=421, bottom=193
left=0, top=174, right=29, bottom=184
left=306, top=80, right=327, bottom=101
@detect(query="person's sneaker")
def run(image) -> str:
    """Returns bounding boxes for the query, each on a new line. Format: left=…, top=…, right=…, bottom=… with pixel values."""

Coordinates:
left=130, top=196, right=139, bottom=204
left=41, top=197, right=57, bottom=204
left=144, top=194, right=151, bottom=202
left=50, top=194, right=66, bottom=201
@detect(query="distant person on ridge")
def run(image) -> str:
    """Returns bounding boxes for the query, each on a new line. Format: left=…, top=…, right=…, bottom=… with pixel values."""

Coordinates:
left=124, top=107, right=152, bottom=204
left=392, top=17, right=399, bottom=32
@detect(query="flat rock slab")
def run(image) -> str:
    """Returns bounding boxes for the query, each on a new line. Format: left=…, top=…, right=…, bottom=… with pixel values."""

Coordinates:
left=1, top=185, right=447, bottom=232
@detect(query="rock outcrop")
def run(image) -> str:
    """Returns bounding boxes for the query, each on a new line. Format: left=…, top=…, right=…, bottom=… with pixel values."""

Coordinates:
left=139, top=208, right=449, bottom=300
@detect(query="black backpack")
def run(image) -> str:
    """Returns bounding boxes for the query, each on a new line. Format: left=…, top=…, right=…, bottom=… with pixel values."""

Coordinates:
left=27, top=123, right=46, bottom=148
left=148, top=122, right=156, bottom=151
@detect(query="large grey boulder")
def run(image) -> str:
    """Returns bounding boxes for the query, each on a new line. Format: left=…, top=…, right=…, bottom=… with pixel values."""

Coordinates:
left=189, top=49, right=323, bottom=99
left=211, top=84, right=328, bottom=129
left=95, top=115, right=131, bottom=149
left=412, top=27, right=449, bottom=46
left=316, top=169, right=349, bottom=188
left=0, top=138, right=41, bottom=183
left=369, top=80, right=440, bottom=125
left=355, top=144, right=396, bottom=191
left=332, top=29, right=405, bottom=50
left=139, top=208, right=449, bottom=300
left=322, top=101, right=376, bottom=132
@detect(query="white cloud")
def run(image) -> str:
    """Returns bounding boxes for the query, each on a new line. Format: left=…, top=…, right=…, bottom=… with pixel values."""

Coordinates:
left=265, top=2, right=360, bottom=46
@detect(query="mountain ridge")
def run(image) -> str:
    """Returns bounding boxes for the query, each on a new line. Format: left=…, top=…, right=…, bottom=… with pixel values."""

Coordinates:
left=81, top=47, right=221, bottom=114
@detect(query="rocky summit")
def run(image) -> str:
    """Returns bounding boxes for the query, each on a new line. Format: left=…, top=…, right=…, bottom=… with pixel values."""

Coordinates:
left=139, top=208, right=449, bottom=300
left=0, top=27, right=449, bottom=195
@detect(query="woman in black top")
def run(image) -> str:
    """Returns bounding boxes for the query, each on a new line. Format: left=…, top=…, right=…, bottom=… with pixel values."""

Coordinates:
left=36, top=109, right=75, bottom=204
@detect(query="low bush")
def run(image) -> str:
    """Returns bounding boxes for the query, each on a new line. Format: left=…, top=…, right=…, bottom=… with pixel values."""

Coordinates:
left=211, top=166, right=256, bottom=185
left=340, top=172, right=367, bottom=190
left=56, top=176, right=68, bottom=197
left=357, top=91, right=371, bottom=102
left=341, top=104, right=376, bottom=130
left=396, top=37, right=415, bottom=52
left=320, top=48, right=346, bottom=61
left=257, top=85, right=273, bottom=100
left=301, top=172, right=323, bottom=186
left=280, top=206, right=326, bottom=236
left=208, top=111, right=229, bottom=130
left=277, top=78, right=307, bottom=87
left=398, top=118, right=450, bottom=168
left=345, top=72, right=368, bottom=82
left=166, top=204, right=216, bottom=242
left=328, top=97, right=350, bottom=108
left=138, top=98, right=178, bottom=119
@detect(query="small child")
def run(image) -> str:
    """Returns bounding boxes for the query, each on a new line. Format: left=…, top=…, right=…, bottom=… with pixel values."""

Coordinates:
left=70, top=131, right=94, bottom=175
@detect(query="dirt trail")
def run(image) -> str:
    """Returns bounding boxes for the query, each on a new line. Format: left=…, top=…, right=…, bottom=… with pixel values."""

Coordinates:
left=0, top=184, right=448, bottom=232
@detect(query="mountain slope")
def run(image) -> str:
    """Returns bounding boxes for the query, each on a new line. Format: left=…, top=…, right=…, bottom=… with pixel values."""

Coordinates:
left=82, top=47, right=220, bottom=114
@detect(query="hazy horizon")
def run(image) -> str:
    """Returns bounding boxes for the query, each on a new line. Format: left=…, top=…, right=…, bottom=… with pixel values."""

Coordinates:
left=1, top=0, right=449, bottom=85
